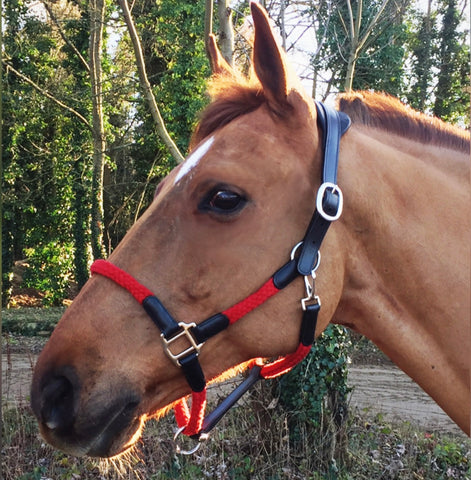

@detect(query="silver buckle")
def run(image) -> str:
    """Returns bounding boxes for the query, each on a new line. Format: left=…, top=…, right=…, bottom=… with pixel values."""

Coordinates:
left=161, top=322, right=203, bottom=367
left=316, top=182, right=343, bottom=221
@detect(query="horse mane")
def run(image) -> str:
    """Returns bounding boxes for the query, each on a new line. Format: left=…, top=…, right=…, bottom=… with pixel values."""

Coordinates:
left=192, top=76, right=470, bottom=154
left=338, top=91, right=470, bottom=153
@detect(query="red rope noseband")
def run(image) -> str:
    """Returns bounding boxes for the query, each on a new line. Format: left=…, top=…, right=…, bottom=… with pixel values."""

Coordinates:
left=91, top=260, right=153, bottom=304
left=223, top=278, right=279, bottom=324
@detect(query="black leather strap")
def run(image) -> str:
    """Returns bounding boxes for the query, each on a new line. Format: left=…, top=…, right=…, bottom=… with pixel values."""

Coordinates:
left=192, top=314, right=230, bottom=344
left=297, top=102, right=350, bottom=276
left=299, top=303, right=320, bottom=346
left=316, top=101, right=351, bottom=184
left=143, top=296, right=181, bottom=338
left=179, top=354, right=206, bottom=392
left=198, top=365, right=263, bottom=436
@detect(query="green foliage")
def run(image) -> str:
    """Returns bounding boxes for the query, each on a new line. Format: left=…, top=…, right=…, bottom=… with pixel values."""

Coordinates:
left=131, top=0, right=210, bottom=154
left=2, top=0, right=93, bottom=304
left=273, top=323, right=352, bottom=472
left=2, top=307, right=64, bottom=336
left=311, top=0, right=408, bottom=95
left=2, top=0, right=211, bottom=304
left=278, top=325, right=351, bottom=428
left=23, top=242, right=75, bottom=306
left=433, top=0, right=470, bottom=123
left=405, top=0, right=470, bottom=124
left=102, top=0, right=211, bottom=248
left=352, top=21, right=407, bottom=95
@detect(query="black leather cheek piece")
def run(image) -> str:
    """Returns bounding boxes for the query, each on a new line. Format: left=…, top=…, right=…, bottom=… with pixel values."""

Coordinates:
left=297, top=102, right=350, bottom=276
left=179, top=354, right=206, bottom=392
left=273, top=259, right=298, bottom=289
left=143, top=296, right=181, bottom=338
left=316, top=101, right=351, bottom=185
left=192, top=314, right=230, bottom=344
left=297, top=213, right=331, bottom=276
left=299, top=303, right=320, bottom=346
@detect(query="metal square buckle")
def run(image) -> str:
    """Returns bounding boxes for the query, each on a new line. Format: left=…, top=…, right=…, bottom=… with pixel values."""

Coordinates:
left=161, top=322, right=203, bottom=367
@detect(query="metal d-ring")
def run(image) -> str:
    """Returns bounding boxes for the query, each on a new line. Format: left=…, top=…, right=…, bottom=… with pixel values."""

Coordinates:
left=174, top=427, right=209, bottom=455
left=290, top=242, right=322, bottom=274
left=290, top=241, right=304, bottom=260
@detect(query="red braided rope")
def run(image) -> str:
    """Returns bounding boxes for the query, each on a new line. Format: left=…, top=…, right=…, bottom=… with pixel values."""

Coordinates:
left=91, top=259, right=153, bottom=304
left=222, top=278, right=280, bottom=324
left=257, top=343, right=312, bottom=379
left=173, top=391, right=207, bottom=436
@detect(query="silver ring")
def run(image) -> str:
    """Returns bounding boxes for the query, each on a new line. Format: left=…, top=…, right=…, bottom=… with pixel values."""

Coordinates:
left=174, top=427, right=209, bottom=455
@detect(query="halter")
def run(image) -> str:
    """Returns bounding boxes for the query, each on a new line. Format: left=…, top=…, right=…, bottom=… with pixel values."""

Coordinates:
left=90, top=102, right=350, bottom=454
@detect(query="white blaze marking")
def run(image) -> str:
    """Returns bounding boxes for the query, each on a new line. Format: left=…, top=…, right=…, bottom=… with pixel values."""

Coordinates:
left=174, top=136, right=215, bottom=184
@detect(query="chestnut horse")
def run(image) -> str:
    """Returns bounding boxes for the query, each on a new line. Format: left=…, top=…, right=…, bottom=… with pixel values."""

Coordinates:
left=31, top=2, right=470, bottom=458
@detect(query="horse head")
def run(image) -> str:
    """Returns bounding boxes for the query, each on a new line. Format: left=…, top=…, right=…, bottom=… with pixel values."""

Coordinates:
left=31, top=3, right=348, bottom=457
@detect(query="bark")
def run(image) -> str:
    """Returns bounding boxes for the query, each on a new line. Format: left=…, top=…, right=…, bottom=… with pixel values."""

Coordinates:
left=118, top=0, right=185, bottom=164
left=217, top=0, right=234, bottom=66
left=417, top=0, right=433, bottom=111
left=89, top=0, right=106, bottom=259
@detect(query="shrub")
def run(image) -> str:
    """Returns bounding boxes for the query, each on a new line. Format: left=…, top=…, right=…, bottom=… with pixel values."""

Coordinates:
left=23, top=241, right=75, bottom=306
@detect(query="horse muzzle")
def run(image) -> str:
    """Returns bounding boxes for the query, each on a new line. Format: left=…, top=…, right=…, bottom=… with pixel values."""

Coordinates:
left=31, top=363, right=142, bottom=458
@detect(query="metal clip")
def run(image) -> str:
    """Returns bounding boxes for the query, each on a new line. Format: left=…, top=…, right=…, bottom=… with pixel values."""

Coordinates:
left=300, top=252, right=321, bottom=311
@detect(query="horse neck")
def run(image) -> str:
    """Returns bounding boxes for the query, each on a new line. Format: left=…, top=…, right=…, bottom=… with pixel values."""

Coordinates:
left=333, top=126, right=470, bottom=433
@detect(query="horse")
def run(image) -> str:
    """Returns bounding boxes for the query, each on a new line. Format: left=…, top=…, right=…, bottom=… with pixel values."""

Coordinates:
left=31, top=2, right=470, bottom=459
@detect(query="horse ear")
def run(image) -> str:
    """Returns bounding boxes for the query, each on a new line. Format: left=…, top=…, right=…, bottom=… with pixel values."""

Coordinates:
left=250, top=2, right=288, bottom=108
left=207, top=34, right=233, bottom=76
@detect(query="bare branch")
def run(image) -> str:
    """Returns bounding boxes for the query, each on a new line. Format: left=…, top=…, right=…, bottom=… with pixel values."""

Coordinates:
left=41, top=1, right=90, bottom=73
left=205, top=0, right=214, bottom=61
left=4, top=61, right=92, bottom=130
left=117, top=0, right=185, bottom=163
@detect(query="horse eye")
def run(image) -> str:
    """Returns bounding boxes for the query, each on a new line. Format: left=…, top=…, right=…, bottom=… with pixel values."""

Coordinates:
left=200, top=189, right=247, bottom=214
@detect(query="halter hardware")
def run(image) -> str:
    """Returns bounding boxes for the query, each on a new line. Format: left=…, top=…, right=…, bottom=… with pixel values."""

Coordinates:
left=316, top=182, right=343, bottom=221
left=90, top=102, right=350, bottom=454
left=161, top=322, right=204, bottom=368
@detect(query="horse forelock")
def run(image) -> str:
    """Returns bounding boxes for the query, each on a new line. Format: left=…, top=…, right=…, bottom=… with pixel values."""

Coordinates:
left=190, top=73, right=297, bottom=149
left=190, top=77, right=264, bottom=148
left=338, top=91, right=470, bottom=153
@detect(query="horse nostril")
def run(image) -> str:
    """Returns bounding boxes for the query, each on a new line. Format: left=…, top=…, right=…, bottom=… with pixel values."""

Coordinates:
left=40, top=375, right=76, bottom=431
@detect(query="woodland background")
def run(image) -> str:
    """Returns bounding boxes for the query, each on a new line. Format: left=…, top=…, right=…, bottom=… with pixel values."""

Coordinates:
left=2, top=0, right=470, bottom=306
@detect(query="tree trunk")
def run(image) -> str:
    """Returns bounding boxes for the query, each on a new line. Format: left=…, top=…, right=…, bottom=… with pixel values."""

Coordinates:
left=89, top=0, right=106, bottom=259
left=118, top=0, right=184, bottom=164
left=342, top=0, right=392, bottom=92
left=433, top=0, right=459, bottom=119
left=205, top=0, right=214, bottom=60
left=344, top=49, right=358, bottom=92
left=217, top=0, right=234, bottom=66
left=416, top=0, right=434, bottom=111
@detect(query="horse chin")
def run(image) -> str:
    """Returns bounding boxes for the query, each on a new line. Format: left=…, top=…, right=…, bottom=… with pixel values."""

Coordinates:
left=38, top=406, right=145, bottom=458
